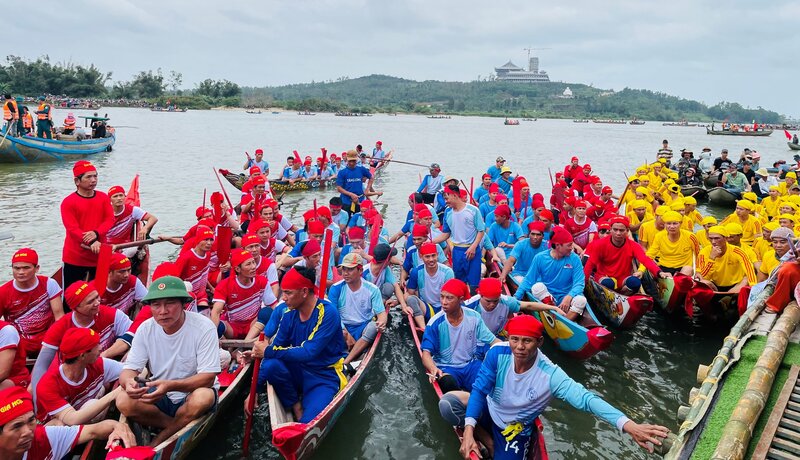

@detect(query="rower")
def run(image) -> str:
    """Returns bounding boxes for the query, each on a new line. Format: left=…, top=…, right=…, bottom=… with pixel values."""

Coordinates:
left=440, top=315, right=669, bottom=460
left=402, top=224, right=447, bottom=285
left=0, top=248, right=64, bottom=356
left=328, top=254, right=387, bottom=367
left=514, top=227, right=587, bottom=322
left=60, top=161, right=114, bottom=291
left=107, top=184, right=158, bottom=261
left=244, top=148, right=269, bottom=175
left=494, top=166, right=514, bottom=194
left=282, top=156, right=303, bottom=183
left=240, top=233, right=280, bottom=295
left=645, top=211, right=700, bottom=276
left=478, top=183, right=500, bottom=218
left=570, top=164, right=593, bottom=195
left=695, top=226, right=757, bottom=295
left=250, top=267, right=347, bottom=423
left=35, top=328, right=122, bottom=425
left=464, top=277, right=558, bottom=338
left=240, top=176, right=270, bottom=231
left=682, top=196, right=702, bottom=230
left=0, top=386, right=135, bottom=460
left=301, top=159, right=318, bottom=181
left=212, top=249, right=278, bottom=339
left=370, top=140, right=386, bottom=168
left=421, top=279, right=499, bottom=393
left=34, top=95, right=53, bottom=139
left=116, top=276, right=221, bottom=447
left=499, top=221, right=549, bottom=285
left=417, top=163, right=445, bottom=204
left=724, top=223, right=759, bottom=270
left=759, top=227, right=794, bottom=282
left=318, top=157, right=334, bottom=180
left=486, top=205, right=524, bottom=263
left=753, top=222, right=779, bottom=261
left=585, top=215, right=670, bottom=293
left=100, top=253, right=147, bottom=316
left=337, top=226, right=369, bottom=265
left=562, top=199, right=597, bottom=256
left=405, top=242, right=455, bottom=330
left=0, top=319, right=30, bottom=390
left=174, top=227, right=215, bottom=310
left=31, top=281, right=133, bottom=397
left=433, top=185, right=486, bottom=291
left=487, top=156, right=506, bottom=181
left=336, top=149, right=376, bottom=213
left=638, top=206, right=668, bottom=250
left=720, top=200, right=762, bottom=246
left=626, top=199, right=652, bottom=235
left=562, top=155, right=581, bottom=186
left=473, top=173, right=492, bottom=203
left=363, top=243, right=403, bottom=307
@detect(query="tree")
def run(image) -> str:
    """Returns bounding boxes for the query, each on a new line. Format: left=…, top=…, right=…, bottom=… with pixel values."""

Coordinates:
left=167, top=71, right=183, bottom=94
left=130, top=69, right=165, bottom=98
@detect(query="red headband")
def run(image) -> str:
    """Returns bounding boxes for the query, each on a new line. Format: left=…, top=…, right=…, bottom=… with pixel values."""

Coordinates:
left=281, top=268, right=315, bottom=291
left=419, top=242, right=437, bottom=256
left=65, top=280, right=95, bottom=308
left=441, top=279, right=469, bottom=299
left=60, top=327, right=100, bottom=360
left=109, top=252, right=131, bottom=271
left=0, top=387, right=34, bottom=426
left=477, top=278, right=502, bottom=298
left=504, top=315, right=544, bottom=338
left=73, top=160, right=96, bottom=177
left=302, top=239, right=322, bottom=257
left=241, top=234, right=260, bottom=247
left=108, top=185, right=125, bottom=197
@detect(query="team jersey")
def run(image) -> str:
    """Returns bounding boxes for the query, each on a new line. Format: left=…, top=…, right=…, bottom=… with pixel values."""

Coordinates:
left=463, top=294, right=521, bottom=336
left=417, top=174, right=445, bottom=195
left=60, top=191, right=114, bottom=266
left=584, top=236, right=661, bottom=282
left=42, top=306, right=132, bottom=353
left=562, top=216, right=597, bottom=249
left=106, top=204, right=147, bottom=245
left=402, top=245, right=447, bottom=274
left=35, top=357, right=123, bottom=423
left=174, top=248, right=211, bottom=302
left=212, top=275, right=276, bottom=325
left=26, top=424, right=82, bottom=460
left=753, top=237, right=772, bottom=262
left=760, top=250, right=781, bottom=276
left=720, top=214, right=762, bottom=246
left=638, top=221, right=662, bottom=248
left=328, top=280, right=384, bottom=326
left=0, top=321, right=30, bottom=385
left=255, top=256, right=280, bottom=286
left=466, top=345, right=629, bottom=436
left=362, top=263, right=397, bottom=287
left=407, top=263, right=455, bottom=310
left=507, top=239, right=549, bottom=277
left=487, top=221, right=524, bottom=248
left=443, top=204, right=485, bottom=246
left=515, top=251, right=585, bottom=302
left=421, top=307, right=496, bottom=368
left=646, top=230, right=700, bottom=269
left=696, top=228, right=711, bottom=248
left=259, top=238, right=287, bottom=262
left=696, top=245, right=757, bottom=287
left=0, top=276, right=61, bottom=352
left=100, top=276, right=147, bottom=315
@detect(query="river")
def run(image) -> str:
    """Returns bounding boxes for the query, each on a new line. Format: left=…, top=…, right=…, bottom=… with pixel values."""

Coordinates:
left=0, top=109, right=793, bottom=459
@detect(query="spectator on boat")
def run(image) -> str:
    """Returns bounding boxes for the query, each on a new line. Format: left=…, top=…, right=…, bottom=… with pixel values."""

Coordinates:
left=514, top=227, right=587, bottom=322
left=62, top=113, right=76, bottom=135
left=697, top=150, right=713, bottom=174
left=740, top=161, right=756, bottom=186
left=433, top=186, right=486, bottom=291
left=644, top=212, right=699, bottom=277
left=421, top=279, right=499, bottom=394
left=116, top=276, right=221, bottom=447
left=711, top=149, right=731, bottom=176
left=35, top=328, right=122, bottom=425
left=676, top=150, right=698, bottom=176
left=440, top=315, right=670, bottom=460
left=794, top=134, right=799, bottom=145
left=249, top=267, right=347, bottom=423
left=35, top=95, right=54, bottom=139
left=99, top=253, right=147, bottom=316
left=417, top=163, right=445, bottom=204
left=0, top=248, right=64, bottom=356
left=0, top=386, right=135, bottom=460
left=487, top=156, right=506, bottom=181
left=404, top=242, right=455, bottom=331
left=0, top=318, right=30, bottom=390
left=721, top=163, right=749, bottom=194
left=752, top=168, right=777, bottom=199
left=678, top=167, right=703, bottom=187
left=61, top=160, right=115, bottom=291
left=244, top=148, right=269, bottom=175
left=336, top=150, right=375, bottom=214
left=2, top=94, right=19, bottom=137
left=20, top=106, right=33, bottom=135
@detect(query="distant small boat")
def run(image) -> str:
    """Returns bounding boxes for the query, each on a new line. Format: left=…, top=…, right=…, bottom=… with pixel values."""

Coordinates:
left=629, top=118, right=645, bottom=125
left=245, top=110, right=262, bottom=114
left=663, top=120, right=698, bottom=127
left=592, top=119, right=627, bottom=124
left=707, top=186, right=740, bottom=207
left=788, top=142, right=800, bottom=151
left=272, top=111, right=280, bottom=114
left=150, top=106, right=187, bottom=112
left=504, top=119, right=520, bottom=125
left=427, top=115, right=451, bottom=119
left=707, top=128, right=773, bottom=136
left=573, top=119, right=590, bottom=123
left=297, top=111, right=316, bottom=115
left=680, top=185, right=708, bottom=200
left=521, top=117, right=536, bottom=121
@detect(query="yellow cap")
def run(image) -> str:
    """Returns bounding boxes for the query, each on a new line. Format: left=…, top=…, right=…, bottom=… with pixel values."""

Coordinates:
left=701, top=216, right=718, bottom=225
left=708, top=225, right=730, bottom=237
left=782, top=202, right=798, bottom=211
left=724, top=222, right=744, bottom=235
left=668, top=184, right=681, bottom=193
left=637, top=175, right=649, bottom=182
left=787, top=172, right=797, bottom=179
left=655, top=206, right=669, bottom=217
left=628, top=175, right=639, bottom=183
left=789, top=195, right=800, bottom=205
left=769, top=185, right=780, bottom=191
left=668, top=171, right=679, bottom=179
left=658, top=158, right=667, bottom=164
left=736, top=200, right=754, bottom=210
left=663, top=211, right=683, bottom=223
left=779, top=213, right=797, bottom=222
left=631, top=199, right=648, bottom=210
left=764, top=221, right=780, bottom=231
left=742, top=192, right=758, bottom=202
left=684, top=196, right=697, bottom=205
left=670, top=200, right=685, bottom=211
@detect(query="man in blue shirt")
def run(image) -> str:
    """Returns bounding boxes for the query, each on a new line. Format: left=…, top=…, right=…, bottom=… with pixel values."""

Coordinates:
left=486, top=156, right=506, bottom=181
left=243, top=149, right=269, bottom=175
left=336, top=150, right=375, bottom=214
left=417, top=163, right=445, bottom=204
left=499, top=221, right=549, bottom=284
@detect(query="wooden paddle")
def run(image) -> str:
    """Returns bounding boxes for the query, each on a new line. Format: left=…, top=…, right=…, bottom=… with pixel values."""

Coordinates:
left=216, top=226, right=233, bottom=266
left=212, top=166, right=235, bottom=209
left=93, top=243, right=114, bottom=296
left=242, top=331, right=265, bottom=457
left=318, top=229, right=334, bottom=297
left=362, top=155, right=430, bottom=168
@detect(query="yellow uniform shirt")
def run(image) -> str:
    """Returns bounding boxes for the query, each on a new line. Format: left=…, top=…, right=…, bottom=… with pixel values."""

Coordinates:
left=732, top=243, right=758, bottom=263
left=760, top=249, right=780, bottom=276
left=638, top=221, right=660, bottom=249
left=696, top=228, right=711, bottom=248
left=682, top=216, right=696, bottom=232
left=646, top=229, right=699, bottom=269
left=696, top=245, right=757, bottom=287
left=752, top=237, right=772, bottom=262
left=720, top=214, right=762, bottom=246
left=627, top=211, right=653, bottom=228
left=761, top=197, right=781, bottom=220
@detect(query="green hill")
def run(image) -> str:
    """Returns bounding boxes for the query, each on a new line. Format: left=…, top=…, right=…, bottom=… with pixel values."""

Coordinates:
left=242, top=75, right=783, bottom=123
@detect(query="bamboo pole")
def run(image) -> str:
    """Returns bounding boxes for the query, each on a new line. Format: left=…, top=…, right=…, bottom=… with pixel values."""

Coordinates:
left=711, top=301, right=800, bottom=460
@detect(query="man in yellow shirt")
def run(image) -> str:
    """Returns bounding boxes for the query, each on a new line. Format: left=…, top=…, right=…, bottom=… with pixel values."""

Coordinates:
left=626, top=199, right=652, bottom=235
left=695, top=226, right=757, bottom=292
left=696, top=216, right=718, bottom=248
left=724, top=223, right=760, bottom=273
left=720, top=200, right=762, bottom=246
left=752, top=221, right=779, bottom=261
left=760, top=186, right=782, bottom=221
left=646, top=211, right=699, bottom=276
left=758, top=227, right=794, bottom=282
left=638, top=206, right=668, bottom=250
left=682, top=196, right=702, bottom=231
left=778, top=172, right=798, bottom=196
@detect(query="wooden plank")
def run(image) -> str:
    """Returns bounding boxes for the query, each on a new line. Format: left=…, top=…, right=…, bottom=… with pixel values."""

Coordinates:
left=754, top=366, right=800, bottom=459
left=773, top=437, right=800, bottom=456
left=780, top=418, right=800, bottom=433
left=786, top=410, right=800, bottom=424
left=778, top=426, right=800, bottom=445
left=767, top=447, right=800, bottom=460
left=790, top=400, right=800, bottom=413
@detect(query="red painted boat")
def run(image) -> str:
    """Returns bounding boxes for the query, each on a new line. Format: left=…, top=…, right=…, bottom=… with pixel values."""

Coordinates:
left=583, top=279, right=653, bottom=328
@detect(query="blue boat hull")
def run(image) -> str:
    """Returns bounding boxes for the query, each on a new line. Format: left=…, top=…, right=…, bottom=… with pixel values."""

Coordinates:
left=0, top=132, right=115, bottom=163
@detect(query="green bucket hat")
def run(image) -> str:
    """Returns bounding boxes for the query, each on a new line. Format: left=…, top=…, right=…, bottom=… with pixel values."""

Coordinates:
left=142, top=276, right=192, bottom=304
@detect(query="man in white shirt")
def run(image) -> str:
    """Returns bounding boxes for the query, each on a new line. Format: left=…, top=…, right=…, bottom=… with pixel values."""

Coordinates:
left=116, top=276, right=221, bottom=447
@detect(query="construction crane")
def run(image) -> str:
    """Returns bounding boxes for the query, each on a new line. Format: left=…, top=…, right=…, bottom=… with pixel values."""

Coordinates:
left=523, top=47, right=551, bottom=61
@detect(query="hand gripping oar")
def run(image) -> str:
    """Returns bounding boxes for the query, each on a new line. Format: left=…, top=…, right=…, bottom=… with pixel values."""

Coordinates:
left=242, top=331, right=265, bottom=457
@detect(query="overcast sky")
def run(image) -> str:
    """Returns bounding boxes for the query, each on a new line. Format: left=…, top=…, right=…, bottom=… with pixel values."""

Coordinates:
left=6, top=0, right=798, bottom=116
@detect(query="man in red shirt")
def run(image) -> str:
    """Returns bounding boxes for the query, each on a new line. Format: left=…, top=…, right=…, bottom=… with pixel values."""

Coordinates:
left=562, top=156, right=582, bottom=186
left=583, top=216, right=670, bottom=293
left=0, top=248, right=64, bottom=356
left=0, top=319, right=30, bottom=390
left=0, top=386, right=134, bottom=460
left=212, top=249, right=277, bottom=339
left=241, top=233, right=280, bottom=296
left=100, top=253, right=147, bottom=316
left=174, top=228, right=214, bottom=309
left=60, top=160, right=114, bottom=291
left=570, top=164, right=594, bottom=196
left=35, top=328, right=122, bottom=425
left=562, top=200, right=598, bottom=254
left=106, top=184, right=158, bottom=258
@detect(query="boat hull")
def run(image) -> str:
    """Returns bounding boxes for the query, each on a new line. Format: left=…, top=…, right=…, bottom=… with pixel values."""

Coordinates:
left=789, top=142, right=800, bottom=151
left=680, top=185, right=708, bottom=200
left=706, top=128, right=773, bottom=136
left=583, top=279, right=653, bottom=329
left=707, top=187, right=739, bottom=207
left=641, top=272, right=683, bottom=314
left=0, top=132, right=115, bottom=163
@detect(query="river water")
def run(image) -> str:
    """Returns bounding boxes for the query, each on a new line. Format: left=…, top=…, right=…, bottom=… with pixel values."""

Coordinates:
left=0, top=109, right=793, bottom=459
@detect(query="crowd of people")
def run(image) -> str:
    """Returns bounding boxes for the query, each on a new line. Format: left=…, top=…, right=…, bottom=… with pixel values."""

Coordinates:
left=3, top=94, right=110, bottom=141
left=6, top=136, right=800, bottom=459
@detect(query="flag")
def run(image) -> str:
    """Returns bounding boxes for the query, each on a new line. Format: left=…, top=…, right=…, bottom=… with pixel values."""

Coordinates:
left=786, top=130, right=793, bottom=140
left=125, top=174, right=140, bottom=207
left=293, top=150, right=302, bottom=163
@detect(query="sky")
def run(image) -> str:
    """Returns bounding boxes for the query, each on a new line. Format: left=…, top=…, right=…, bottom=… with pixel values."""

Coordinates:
left=6, top=0, right=799, bottom=117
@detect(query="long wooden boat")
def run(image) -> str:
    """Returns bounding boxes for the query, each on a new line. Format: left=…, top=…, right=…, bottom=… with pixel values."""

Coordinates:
left=680, top=185, right=708, bottom=200
left=506, top=277, right=613, bottom=359
left=406, top=312, right=549, bottom=459
left=629, top=120, right=646, bottom=125
left=706, top=127, right=773, bottom=136
left=0, top=131, right=115, bottom=163
left=504, top=119, right=520, bottom=125
left=150, top=107, right=187, bottom=112
left=707, top=186, right=739, bottom=207
left=583, top=279, right=653, bottom=329
left=641, top=272, right=682, bottom=314
left=267, top=310, right=386, bottom=460
left=788, top=141, right=800, bottom=151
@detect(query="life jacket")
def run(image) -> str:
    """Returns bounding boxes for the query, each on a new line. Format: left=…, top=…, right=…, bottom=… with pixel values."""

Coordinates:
left=37, top=103, right=52, bottom=120
left=22, top=113, right=33, bottom=129
left=64, top=115, right=76, bottom=129
left=3, top=99, right=18, bottom=120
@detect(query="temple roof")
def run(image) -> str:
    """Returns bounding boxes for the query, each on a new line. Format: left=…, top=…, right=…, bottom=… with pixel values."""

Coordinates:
left=496, top=61, right=523, bottom=70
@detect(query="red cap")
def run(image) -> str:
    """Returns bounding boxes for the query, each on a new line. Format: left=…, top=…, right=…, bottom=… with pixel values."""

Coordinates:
left=571, top=156, right=579, bottom=162
left=73, top=160, right=96, bottom=177
left=348, top=227, right=366, bottom=240
left=419, top=242, right=438, bottom=256
left=598, top=222, right=611, bottom=231
left=588, top=176, right=601, bottom=185
left=583, top=164, right=592, bottom=170
left=304, top=160, right=312, bottom=166
left=549, top=226, right=574, bottom=247
left=602, top=186, right=613, bottom=194
left=376, top=141, right=382, bottom=145
left=11, top=248, right=37, bottom=266
left=281, top=268, right=315, bottom=291
left=418, top=206, right=432, bottom=219
left=255, top=148, right=264, bottom=155
left=532, top=199, right=545, bottom=210
left=442, top=279, right=469, bottom=299
left=108, top=185, right=125, bottom=197
left=60, top=328, right=100, bottom=360
left=252, top=177, right=266, bottom=186
left=197, top=228, right=215, bottom=241
left=504, top=315, right=544, bottom=338
left=608, top=215, right=630, bottom=228
left=151, top=262, right=177, bottom=281
left=482, top=173, right=491, bottom=180
left=489, top=183, right=500, bottom=193
left=412, top=224, right=429, bottom=238
left=231, top=248, right=253, bottom=268
left=316, top=206, right=332, bottom=221
left=0, top=387, right=34, bottom=426
left=109, top=252, right=131, bottom=271
left=495, top=205, right=511, bottom=218
left=241, top=234, right=260, bottom=247
left=528, top=221, right=546, bottom=233
left=496, top=194, right=508, bottom=203
left=574, top=200, right=589, bottom=209
left=302, top=239, right=322, bottom=257
left=65, top=280, right=95, bottom=308
left=477, top=278, right=502, bottom=298
left=307, top=220, right=325, bottom=235
left=539, top=209, right=554, bottom=221
left=249, top=166, right=261, bottom=175
left=361, top=200, right=374, bottom=210
left=302, top=209, right=317, bottom=223
left=196, top=206, right=212, bottom=219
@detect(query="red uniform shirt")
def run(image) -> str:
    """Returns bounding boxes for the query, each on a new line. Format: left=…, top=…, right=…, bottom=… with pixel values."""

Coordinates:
left=563, top=164, right=582, bottom=182
left=106, top=204, right=148, bottom=245
left=562, top=216, right=597, bottom=249
left=100, top=276, right=147, bottom=315
left=174, top=248, right=211, bottom=302
left=42, top=306, right=132, bottom=353
left=0, top=321, right=31, bottom=386
left=60, top=191, right=114, bottom=266
left=27, top=424, right=82, bottom=460
left=36, top=357, right=122, bottom=423
left=0, top=276, right=61, bottom=353
left=212, top=275, right=270, bottom=325
left=583, top=236, right=661, bottom=283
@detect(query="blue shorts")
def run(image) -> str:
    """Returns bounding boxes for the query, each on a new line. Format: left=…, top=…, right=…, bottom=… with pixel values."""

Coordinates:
left=344, top=321, right=369, bottom=341
left=153, top=388, right=218, bottom=418
left=440, top=360, right=482, bottom=391
left=489, top=421, right=534, bottom=460
left=452, top=246, right=481, bottom=288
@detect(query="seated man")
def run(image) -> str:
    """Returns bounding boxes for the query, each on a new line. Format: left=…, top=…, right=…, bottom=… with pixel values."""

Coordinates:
left=439, top=315, right=669, bottom=460
left=116, top=276, right=221, bottom=447
left=401, top=224, right=447, bottom=286
left=486, top=205, right=524, bottom=262
left=36, top=328, right=122, bottom=425
left=498, top=221, right=549, bottom=285
left=695, top=226, right=757, bottom=293
left=328, top=254, right=387, bottom=367
left=211, top=249, right=278, bottom=339
left=759, top=227, right=794, bottom=282
left=404, top=242, right=455, bottom=330
left=362, top=243, right=402, bottom=307
left=0, top=319, right=30, bottom=390
left=100, top=253, right=147, bottom=316
left=645, top=211, right=700, bottom=276
left=251, top=267, right=347, bottom=423
left=464, top=278, right=558, bottom=337
left=515, top=227, right=587, bottom=321
left=421, top=279, right=499, bottom=393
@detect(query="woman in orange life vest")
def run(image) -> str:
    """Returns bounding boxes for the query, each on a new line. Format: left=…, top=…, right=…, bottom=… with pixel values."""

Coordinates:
left=21, top=107, right=34, bottom=135
left=63, top=113, right=77, bottom=134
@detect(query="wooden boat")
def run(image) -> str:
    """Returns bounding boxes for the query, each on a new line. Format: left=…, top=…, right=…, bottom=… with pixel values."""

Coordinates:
left=592, top=119, right=626, bottom=124
left=680, top=185, right=708, bottom=200
left=629, top=119, right=646, bottom=125
left=506, top=277, right=613, bottom=359
left=245, top=110, right=262, bottom=114
left=150, top=107, right=187, bottom=112
left=504, top=119, right=520, bottom=125
left=406, top=312, right=549, bottom=459
left=0, top=130, right=115, bottom=163
left=583, top=279, right=653, bottom=329
left=706, top=127, right=773, bottom=136
left=707, top=186, right=740, bottom=207
left=267, top=311, right=386, bottom=460
left=788, top=141, right=800, bottom=151
left=572, top=119, right=590, bottom=123
left=427, top=115, right=451, bottom=119
left=663, top=121, right=698, bottom=127
left=297, top=112, right=316, bottom=116
left=641, top=272, right=682, bottom=314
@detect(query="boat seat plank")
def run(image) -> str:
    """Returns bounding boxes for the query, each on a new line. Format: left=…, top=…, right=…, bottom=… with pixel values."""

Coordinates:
left=780, top=418, right=800, bottom=433
left=777, top=427, right=800, bottom=445
left=767, top=447, right=800, bottom=460
left=754, top=366, right=800, bottom=459
left=773, top=437, right=800, bottom=456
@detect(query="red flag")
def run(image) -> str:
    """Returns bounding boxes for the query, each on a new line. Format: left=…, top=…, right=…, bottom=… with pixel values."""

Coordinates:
left=786, top=130, right=793, bottom=140
left=293, top=150, right=302, bottom=163
left=125, top=174, right=140, bottom=207
left=321, top=147, right=327, bottom=164
left=93, top=244, right=114, bottom=297
left=216, top=226, right=233, bottom=265
left=318, top=229, right=333, bottom=297
left=512, top=176, right=524, bottom=213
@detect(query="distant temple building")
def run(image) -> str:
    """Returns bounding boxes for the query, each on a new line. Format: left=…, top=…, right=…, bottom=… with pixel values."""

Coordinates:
left=561, top=87, right=573, bottom=98
left=494, top=57, right=550, bottom=83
